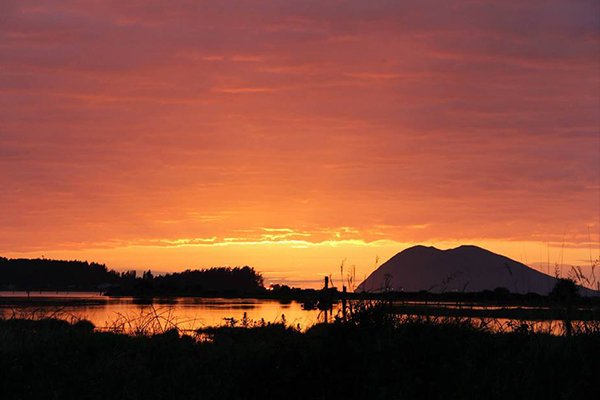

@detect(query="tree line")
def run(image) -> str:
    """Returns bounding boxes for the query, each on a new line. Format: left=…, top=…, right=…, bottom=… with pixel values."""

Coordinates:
left=0, top=257, right=264, bottom=294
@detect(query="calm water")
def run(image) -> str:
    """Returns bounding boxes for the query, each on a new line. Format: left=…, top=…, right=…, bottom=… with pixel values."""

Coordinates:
left=0, top=292, right=325, bottom=332
left=0, top=292, right=585, bottom=335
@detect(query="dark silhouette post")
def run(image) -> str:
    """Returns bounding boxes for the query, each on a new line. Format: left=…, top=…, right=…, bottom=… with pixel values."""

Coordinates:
left=565, top=299, right=572, bottom=338
left=324, top=276, right=329, bottom=323
left=550, top=278, right=579, bottom=338
left=342, top=286, right=347, bottom=321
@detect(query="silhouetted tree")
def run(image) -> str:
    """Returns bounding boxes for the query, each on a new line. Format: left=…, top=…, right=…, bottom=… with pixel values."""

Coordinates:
left=550, top=278, right=580, bottom=302
left=153, top=266, right=264, bottom=293
left=0, top=257, right=265, bottom=294
left=493, top=287, right=511, bottom=300
left=270, top=284, right=291, bottom=292
left=0, top=257, right=120, bottom=290
left=142, top=270, right=154, bottom=280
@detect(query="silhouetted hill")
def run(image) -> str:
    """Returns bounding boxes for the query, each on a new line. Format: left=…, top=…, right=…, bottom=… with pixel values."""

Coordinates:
left=356, top=245, right=595, bottom=295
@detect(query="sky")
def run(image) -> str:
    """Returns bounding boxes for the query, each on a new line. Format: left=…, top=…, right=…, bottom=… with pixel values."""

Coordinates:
left=1, top=0, right=599, bottom=288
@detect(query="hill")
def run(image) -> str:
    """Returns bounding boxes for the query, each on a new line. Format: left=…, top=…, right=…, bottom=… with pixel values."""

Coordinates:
left=356, top=245, right=594, bottom=295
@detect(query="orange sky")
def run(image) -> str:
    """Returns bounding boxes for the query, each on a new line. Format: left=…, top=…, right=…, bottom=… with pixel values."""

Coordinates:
left=1, top=0, right=599, bottom=288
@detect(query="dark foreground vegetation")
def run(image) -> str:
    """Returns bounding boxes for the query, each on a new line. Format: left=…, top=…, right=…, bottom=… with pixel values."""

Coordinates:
left=1, top=304, right=599, bottom=400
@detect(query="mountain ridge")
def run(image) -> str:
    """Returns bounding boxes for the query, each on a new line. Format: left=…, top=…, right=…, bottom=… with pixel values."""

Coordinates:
left=356, top=245, right=595, bottom=295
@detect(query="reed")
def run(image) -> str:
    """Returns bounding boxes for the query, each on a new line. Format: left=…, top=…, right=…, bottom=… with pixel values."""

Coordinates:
left=1, top=304, right=599, bottom=399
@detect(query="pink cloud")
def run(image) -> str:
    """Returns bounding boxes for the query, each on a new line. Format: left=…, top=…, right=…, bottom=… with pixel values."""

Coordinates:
left=0, top=0, right=598, bottom=259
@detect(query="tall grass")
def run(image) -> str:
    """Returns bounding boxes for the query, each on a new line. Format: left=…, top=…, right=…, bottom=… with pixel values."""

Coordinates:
left=2, top=305, right=599, bottom=399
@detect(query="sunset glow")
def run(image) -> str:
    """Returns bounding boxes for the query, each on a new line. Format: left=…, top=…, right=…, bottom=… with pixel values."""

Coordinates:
left=1, top=0, right=599, bottom=287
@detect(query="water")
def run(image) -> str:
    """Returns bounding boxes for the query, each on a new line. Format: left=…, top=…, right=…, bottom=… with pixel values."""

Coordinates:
left=0, top=292, right=324, bottom=333
left=1, top=292, right=590, bottom=336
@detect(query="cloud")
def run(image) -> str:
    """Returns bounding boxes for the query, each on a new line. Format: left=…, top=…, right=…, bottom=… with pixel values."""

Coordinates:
left=0, top=0, right=598, bottom=279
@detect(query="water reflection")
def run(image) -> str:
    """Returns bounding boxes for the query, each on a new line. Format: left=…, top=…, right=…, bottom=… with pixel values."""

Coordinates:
left=0, top=292, right=323, bottom=332
left=1, top=292, right=594, bottom=336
